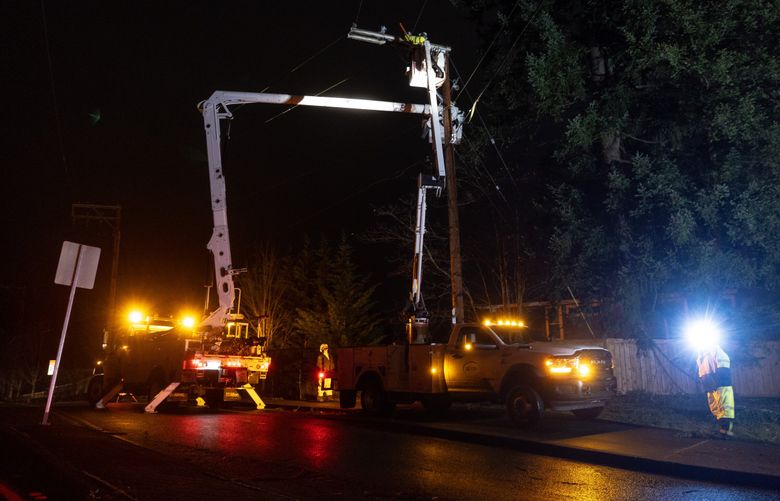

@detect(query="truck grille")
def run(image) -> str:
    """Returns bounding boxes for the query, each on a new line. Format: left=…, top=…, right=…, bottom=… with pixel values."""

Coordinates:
left=578, top=349, right=613, bottom=378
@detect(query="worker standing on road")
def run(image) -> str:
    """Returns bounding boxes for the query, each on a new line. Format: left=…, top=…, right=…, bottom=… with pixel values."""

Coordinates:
left=697, top=345, right=735, bottom=437
left=317, top=343, right=334, bottom=402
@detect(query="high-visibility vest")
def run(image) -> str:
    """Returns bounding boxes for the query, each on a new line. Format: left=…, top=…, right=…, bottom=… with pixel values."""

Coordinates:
left=697, top=346, right=731, bottom=391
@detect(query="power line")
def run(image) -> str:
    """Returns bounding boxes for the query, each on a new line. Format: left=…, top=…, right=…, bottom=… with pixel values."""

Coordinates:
left=412, top=0, right=430, bottom=33
left=464, top=0, right=545, bottom=110
left=256, top=34, right=344, bottom=94
left=451, top=58, right=519, bottom=194
left=354, top=0, right=364, bottom=25
left=255, top=123, right=422, bottom=195
left=454, top=0, right=523, bottom=106
left=289, top=36, right=344, bottom=76
left=289, top=159, right=423, bottom=228
left=264, top=77, right=350, bottom=124
left=39, top=0, right=68, bottom=174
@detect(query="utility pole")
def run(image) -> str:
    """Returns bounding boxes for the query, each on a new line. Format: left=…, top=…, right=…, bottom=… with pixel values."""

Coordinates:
left=71, top=204, right=121, bottom=348
left=441, top=55, right=464, bottom=324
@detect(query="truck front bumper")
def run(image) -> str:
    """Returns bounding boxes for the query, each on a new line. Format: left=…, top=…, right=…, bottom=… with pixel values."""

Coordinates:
left=543, top=377, right=616, bottom=411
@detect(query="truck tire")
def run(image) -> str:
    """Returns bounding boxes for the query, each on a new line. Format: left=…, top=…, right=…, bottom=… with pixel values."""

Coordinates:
left=360, top=381, right=395, bottom=417
left=572, top=406, right=604, bottom=420
left=87, top=375, right=104, bottom=406
left=506, top=385, right=544, bottom=428
left=339, top=390, right=357, bottom=409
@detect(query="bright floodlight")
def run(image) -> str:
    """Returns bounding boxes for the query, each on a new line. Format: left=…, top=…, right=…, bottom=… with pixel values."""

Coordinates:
left=181, top=316, right=196, bottom=329
left=684, top=318, right=721, bottom=350
left=128, top=311, right=144, bottom=324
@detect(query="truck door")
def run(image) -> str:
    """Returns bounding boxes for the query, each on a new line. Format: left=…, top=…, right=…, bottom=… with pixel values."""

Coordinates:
left=444, top=326, right=498, bottom=392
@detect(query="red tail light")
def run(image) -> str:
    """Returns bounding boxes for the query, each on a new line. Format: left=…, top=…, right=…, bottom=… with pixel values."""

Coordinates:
left=318, top=372, right=325, bottom=379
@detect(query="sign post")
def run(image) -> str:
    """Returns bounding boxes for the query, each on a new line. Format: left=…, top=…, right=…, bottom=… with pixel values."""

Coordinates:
left=43, top=241, right=100, bottom=425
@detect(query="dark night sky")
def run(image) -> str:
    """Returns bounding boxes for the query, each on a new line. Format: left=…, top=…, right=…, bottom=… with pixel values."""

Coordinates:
left=2, top=1, right=480, bottom=345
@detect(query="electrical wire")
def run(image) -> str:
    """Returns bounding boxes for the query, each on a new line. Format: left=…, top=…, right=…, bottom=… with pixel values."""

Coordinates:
left=451, top=58, right=519, bottom=194
left=354, top=0, right=363, bottom=25
left=40, top=0, right=68, bottom=174
left=231, top=33, right=345, bottom=114
left=567, top=285, right=596, bottom=338
left=455, top=146, right=508, bottom=206
left=264, top=77, right=350, bottom=124
left=411, top=0, right=430, bottom=33
left=462, top=0, right=546, bottom=110
left=257, top=34, right=344, bottom=94
left=454, top=0, right=523, bottom=105
left=289, top=159, right=424, bottom=228
left=254, top=123, right=421, bottom=195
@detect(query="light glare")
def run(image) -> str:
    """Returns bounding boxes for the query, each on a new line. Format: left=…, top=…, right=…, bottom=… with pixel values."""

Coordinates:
left=684, top=318, right=721, bottom=350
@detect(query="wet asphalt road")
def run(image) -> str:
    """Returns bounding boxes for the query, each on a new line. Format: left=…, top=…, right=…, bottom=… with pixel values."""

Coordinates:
left=32, top=402, right=777, bottom=501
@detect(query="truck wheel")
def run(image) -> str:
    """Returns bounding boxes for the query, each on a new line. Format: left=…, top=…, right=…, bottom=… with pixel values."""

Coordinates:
left=339, top=390, right=357, bottom=409
left=361, top=381, right=395, bottom=417
left=572, top=406, right=604, bottom=420
left=87, top=375, right=104, bottom=406
left=422, top=395, right=452, bottom=415
left=506, top=385, right=544, bottom=428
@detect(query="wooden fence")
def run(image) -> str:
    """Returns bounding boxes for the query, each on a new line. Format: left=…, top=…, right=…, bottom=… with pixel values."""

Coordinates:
left=600, top=339, right=780, bottom=397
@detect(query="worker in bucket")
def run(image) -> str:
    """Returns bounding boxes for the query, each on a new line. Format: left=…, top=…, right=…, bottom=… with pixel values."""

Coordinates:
left=687, top=318, right=735, bottom=437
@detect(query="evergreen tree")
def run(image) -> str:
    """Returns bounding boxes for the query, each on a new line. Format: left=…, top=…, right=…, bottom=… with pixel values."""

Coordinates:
left=292, top=235, right=381, bottom=347
left=238, top=242, right=291, bottom=348
left=458, top=0, right=780, bottom=335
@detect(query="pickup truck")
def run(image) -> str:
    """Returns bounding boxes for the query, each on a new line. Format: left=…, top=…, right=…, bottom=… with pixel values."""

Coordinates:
left=335, top=321, right=616, bottom=426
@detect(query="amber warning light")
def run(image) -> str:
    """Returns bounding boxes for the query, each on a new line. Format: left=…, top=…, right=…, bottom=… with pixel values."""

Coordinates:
left=483, top=319, right=525, bottom=327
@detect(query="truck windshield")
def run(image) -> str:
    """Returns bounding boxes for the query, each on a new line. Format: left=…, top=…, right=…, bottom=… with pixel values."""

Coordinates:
left=490, top=326, right=549, bottom=344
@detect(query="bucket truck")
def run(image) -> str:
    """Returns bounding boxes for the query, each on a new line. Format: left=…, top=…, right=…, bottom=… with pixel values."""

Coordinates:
left=86, top=25, right=462, bottom=413
left=332, top=28, right=617, bottom=427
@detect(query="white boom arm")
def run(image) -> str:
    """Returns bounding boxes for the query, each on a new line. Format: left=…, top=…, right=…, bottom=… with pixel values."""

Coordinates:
left=199, top=93, right=439, bottom=328
left=199, top=30, right=458, bottom=329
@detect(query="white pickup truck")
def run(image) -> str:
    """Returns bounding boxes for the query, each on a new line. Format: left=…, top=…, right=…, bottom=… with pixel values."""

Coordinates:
left=335, top=321, right=616, bottom=426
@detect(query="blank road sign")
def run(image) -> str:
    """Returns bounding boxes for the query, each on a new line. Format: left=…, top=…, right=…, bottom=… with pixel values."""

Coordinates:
left=54, top=241, right=101, bottom=289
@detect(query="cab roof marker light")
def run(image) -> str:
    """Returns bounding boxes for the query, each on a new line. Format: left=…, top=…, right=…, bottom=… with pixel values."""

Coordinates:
left=484, top=319, right=526, bottom=327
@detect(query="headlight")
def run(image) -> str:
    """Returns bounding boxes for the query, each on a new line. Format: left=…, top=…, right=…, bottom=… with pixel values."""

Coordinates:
left=545, top=357, right=592, bottom=378
left=545, top=357, right=579, bottom=375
